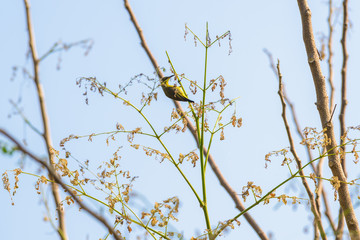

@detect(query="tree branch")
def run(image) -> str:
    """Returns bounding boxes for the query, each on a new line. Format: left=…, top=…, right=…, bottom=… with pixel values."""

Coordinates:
left=336, top=0, right=349, bottom=239
left=23, top=0, right=67, bottom=238
left=276, top=60, right=326, bottom=240
left=263, top=49, right=314, bottom=165
left=327, top=0, right=335, bottom=111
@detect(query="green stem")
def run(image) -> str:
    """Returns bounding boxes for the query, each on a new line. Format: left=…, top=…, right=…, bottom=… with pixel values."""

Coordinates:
left=199, top=22, right=212, bottom=238
left=156, top=137, right=203, bottom=204
left=212, top=154, right=326, bottom=239
left=185, top=25, right=206, bottom=47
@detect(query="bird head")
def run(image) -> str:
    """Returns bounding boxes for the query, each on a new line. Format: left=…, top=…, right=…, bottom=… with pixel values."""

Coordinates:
left=161, top=75, right=174, bottom=84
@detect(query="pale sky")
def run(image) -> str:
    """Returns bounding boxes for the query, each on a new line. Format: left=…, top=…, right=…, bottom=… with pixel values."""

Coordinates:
left=1, top=1, right=360, bottom=239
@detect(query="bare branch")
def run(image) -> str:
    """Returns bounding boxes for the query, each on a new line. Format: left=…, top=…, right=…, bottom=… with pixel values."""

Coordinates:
left=9, top=100, right=42, bottom=136
left=23, top=0, right=67, bottom=238
left=276, top=60, right=326, bottom=240
left=39, top=39, right=93, bottom=62
left=296, top=0, right=360, bottom=238
left=123, top=0, right=269, bottom=239
left=263, top=49, right=314, bottom=166
left=336, top=0, right=349, bottom=239
left=0, top=129, right=124, bottom=240
left=339, top=0, right=349, bottom=179
left=322, top=188, right=336, bottom=233
left=327, top=0, right=335, bottom=111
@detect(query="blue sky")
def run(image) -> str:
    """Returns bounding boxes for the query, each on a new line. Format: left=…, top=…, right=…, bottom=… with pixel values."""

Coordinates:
left=1, top=1, right=360, bottom=239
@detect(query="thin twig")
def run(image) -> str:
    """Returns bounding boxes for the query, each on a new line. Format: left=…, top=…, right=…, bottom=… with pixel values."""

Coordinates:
left=336, top=0, right=349, bottom=239
left=9, top=100, right=42, bottom=136
left=327, top=0, right=335, bottom=111
left=296, top=1, right=360, bottom=239
left=263, top=49, right=314, bottom=166
left=123, top=1, right=269, bottom=239
left=322, top=188, right=337, bottom=233
left=39, top=39, right=93, bottom=62
left=276, top=60, right=326, bottom=240
left=23, top=0, right=67, bottom=239
left=0, top=129, right=124, bottom=240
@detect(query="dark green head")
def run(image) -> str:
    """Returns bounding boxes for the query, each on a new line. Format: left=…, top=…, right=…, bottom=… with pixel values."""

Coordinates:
left=161, top=75, right=174, bottom=83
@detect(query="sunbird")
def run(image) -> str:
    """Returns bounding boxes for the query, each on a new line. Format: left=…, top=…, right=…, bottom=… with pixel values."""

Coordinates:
left=160, top=75, right=194, bottom=103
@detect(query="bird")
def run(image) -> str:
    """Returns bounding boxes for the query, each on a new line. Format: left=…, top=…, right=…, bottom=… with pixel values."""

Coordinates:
left=160, top=75, right=194, bottom=103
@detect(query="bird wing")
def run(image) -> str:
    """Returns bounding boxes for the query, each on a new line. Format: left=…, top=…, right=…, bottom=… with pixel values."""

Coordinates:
left=172, top=87, right=194, bottom=102
left=161, top=83, right=194, bottom=102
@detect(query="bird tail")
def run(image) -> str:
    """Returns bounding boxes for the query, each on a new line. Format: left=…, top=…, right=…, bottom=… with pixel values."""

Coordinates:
left=179, top=95, right=194, bottom=103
